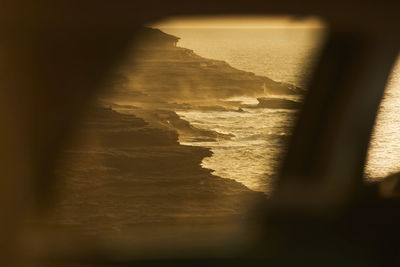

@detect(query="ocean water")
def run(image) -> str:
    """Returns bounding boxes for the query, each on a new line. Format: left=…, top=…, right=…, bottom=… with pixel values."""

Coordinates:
left=163, top=28, right=325, bottom=88
left=365, top=57, right=400, bottom=180
left=161, top=28, right=325, bottom=193
left=162, top=28, right=400, bottom=192
left=178, top=103, right=297, bottom=193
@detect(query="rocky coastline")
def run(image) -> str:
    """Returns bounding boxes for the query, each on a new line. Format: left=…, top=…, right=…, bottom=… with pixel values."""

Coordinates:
left=44, top=27, right=302, bottom=238
left=47, top=106, right=265, bottom=239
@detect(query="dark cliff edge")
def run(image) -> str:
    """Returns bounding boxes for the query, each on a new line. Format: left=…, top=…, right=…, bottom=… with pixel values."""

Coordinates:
left=100, top=27, right=304, bottom=140
left=47, top=106, right=265, bottom=239
left=44, top=28, right=297, bottom=239
left=103, top=27, right=303, bottom=105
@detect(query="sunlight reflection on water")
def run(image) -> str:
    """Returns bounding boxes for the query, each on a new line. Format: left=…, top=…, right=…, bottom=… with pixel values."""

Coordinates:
left=365, top=56, right=400, bottom=180
left=178, top=106, right=296, bottom=193
left=165, top=28, right=319, bottom=193
left=165, top=28, right=398, bottom=189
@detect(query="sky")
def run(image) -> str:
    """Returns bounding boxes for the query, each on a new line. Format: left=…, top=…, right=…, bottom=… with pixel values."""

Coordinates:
left=150, top=16, right=325, bottom=29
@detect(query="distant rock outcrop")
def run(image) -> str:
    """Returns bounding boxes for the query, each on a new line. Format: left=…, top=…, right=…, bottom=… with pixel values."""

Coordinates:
left=254, top=97, right=302, bottom=109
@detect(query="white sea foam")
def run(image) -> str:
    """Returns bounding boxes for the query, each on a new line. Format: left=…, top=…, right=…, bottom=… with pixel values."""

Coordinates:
left=178, top=107, right=296, bottom=193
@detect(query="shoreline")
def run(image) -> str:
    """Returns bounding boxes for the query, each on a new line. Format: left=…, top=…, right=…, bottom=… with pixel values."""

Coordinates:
left=43, top=106, right=266, bottom=238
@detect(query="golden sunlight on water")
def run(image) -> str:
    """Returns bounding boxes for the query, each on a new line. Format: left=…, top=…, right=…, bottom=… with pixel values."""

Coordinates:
left=365, top=55, right=400, bottom=180
left=152, top=16, right=325, bottom=29
left=153, top=19, right=326, bottom=193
